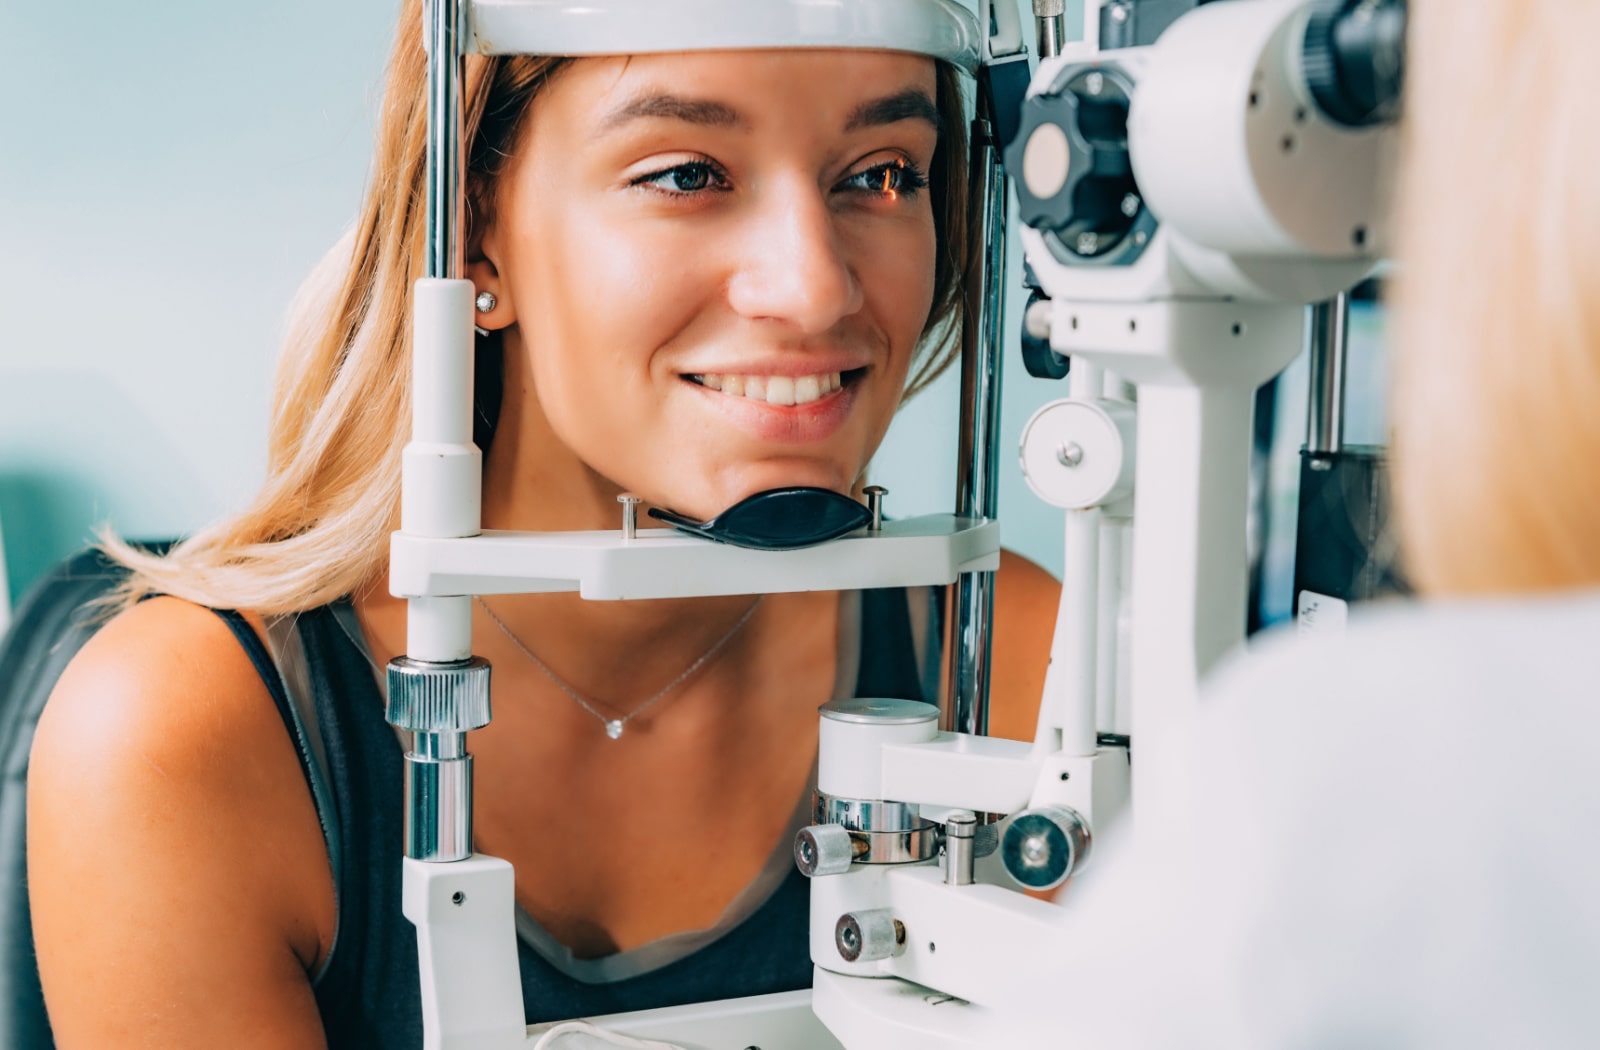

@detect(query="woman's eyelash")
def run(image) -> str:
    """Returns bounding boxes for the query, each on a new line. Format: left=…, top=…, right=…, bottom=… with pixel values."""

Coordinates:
left=629, top=157, right=928, bottom=199
left=630, top=160, right=731, bottom=196
left=842, top=159, right=929, bottom=198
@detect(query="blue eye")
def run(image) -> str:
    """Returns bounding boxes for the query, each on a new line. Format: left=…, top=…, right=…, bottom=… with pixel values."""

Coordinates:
left=842, top=159, right=928, bottom=198
left=634, top=161, right=727, bottom=195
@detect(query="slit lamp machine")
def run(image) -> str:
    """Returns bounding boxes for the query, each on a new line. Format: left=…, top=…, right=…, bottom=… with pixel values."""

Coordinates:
left=382, top=0, right=1404, bottom=1045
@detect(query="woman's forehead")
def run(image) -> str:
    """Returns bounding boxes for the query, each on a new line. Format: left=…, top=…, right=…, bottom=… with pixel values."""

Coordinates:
left=555, top=49, right=939, bottom=125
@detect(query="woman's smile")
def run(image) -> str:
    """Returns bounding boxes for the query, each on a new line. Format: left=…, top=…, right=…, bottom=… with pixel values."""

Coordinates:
left=680, top=365, right=865, bottom=444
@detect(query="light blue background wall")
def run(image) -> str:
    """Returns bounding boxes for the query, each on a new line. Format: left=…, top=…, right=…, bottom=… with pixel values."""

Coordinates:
left=0, top=0, right=1086, bottom=611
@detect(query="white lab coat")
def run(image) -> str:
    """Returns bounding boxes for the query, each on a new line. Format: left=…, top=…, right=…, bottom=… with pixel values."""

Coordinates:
left=1037, top=590, right=1600, bottom=1047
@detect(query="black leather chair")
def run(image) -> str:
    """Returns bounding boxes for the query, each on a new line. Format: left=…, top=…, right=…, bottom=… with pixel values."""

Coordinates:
left=0, top=547, right=143, bottom=1048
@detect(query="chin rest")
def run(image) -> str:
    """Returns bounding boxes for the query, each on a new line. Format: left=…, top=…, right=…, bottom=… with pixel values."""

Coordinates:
left=0, top=547, right=150, bottom=1049
left=647, top=486, right=872, bottom=550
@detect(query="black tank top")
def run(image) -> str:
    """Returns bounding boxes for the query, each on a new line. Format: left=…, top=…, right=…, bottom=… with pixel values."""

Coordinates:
left=216, top=589, right=935, bottom=1048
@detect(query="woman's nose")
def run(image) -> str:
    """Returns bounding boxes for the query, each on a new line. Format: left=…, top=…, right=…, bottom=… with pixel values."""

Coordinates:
left=725, top=184, right=865, bottom=335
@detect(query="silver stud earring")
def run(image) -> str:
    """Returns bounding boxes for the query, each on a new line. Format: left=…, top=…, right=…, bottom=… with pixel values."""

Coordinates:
left=475, top=290, right=497, bottom=313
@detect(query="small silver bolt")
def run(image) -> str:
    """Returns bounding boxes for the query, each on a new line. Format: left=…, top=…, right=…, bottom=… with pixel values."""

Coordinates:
left=1134, top=230, right=1148, bottom=246
left=1058, top=442, right=1085, bottom=468
left=1085, top=71, right=1105, bottom=95
left=1120, top=193, right=1140, bottom=217
left=1076, top=232, right=1100, bottom=254
left=863, top=485, right=888, bottom=532
left=618, top=493, right=641, bottom=540
left=1110, top=3, right=1129, bottom=23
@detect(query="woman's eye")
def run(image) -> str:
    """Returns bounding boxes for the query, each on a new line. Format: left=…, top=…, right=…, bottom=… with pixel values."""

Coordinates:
left=841, top=159, right=929, bottom=199
left=632, top=161, right=727, bottom=196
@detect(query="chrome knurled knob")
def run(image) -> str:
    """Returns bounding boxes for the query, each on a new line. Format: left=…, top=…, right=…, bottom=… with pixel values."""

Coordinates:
left=795, top=824, right=857, bottom=878
left=835, top=909, right=906, bottom=963
left=385, top=656, right=492, bottom=734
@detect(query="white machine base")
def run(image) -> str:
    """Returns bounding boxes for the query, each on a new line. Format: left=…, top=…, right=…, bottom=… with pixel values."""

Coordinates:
left=527, top=990, right=842, bottom=1050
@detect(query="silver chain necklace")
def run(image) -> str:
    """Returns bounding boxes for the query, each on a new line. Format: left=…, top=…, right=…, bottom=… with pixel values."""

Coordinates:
left=474, top=595, right=764, bottom=740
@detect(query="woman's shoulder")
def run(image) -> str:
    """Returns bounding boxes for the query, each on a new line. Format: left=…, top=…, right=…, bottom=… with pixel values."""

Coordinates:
left=34, top=597, right=296, bottom=797
left=29, top=596, right=335, bottom=1042
left=988, top=549, right=1059, bottom=740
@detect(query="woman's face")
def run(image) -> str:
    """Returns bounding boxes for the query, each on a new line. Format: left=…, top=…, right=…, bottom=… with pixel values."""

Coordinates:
left=476, top=50, right=943, bottom=521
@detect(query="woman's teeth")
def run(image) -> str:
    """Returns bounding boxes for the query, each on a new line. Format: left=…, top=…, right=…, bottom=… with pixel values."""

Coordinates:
left=694, top=371, right=843, bottom=406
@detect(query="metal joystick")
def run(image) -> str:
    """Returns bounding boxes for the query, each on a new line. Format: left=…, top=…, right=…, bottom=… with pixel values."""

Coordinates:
left=1001, top=806, right=1093, bottom=892
left=618, top=493, right=641, bottom=540
left=386, top=657, right=493, bottom=862
left=863, top=485, right=888, bottom=532
left=835, top=909, right=906, bottom=964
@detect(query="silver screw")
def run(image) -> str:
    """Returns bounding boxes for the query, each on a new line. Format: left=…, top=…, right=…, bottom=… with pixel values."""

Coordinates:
left=1086, top=71, right=1105, bottom=95
left=1076, top=232, right=1100, bottom=254
left=1110, top=3, right=1129, bottom=23
left=1121, top=193, right=1140, bottom=217
left=1058, top=442, right=1085, bottom=467
left=863, top=485, right=888, bottom=532
left=618, top=493, right=641, bottom=540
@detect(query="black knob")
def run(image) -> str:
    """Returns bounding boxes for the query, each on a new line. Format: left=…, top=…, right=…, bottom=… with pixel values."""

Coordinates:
left=1020, top=290, right=1070, bottom=380
left=1005, top=66, right=1144, bottom=261
left=1302, top=0, right=1407, bottom=128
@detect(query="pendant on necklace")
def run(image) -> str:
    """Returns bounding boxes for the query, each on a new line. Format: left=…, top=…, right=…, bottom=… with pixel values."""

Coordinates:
left=605, top=719, right=624, bottom=740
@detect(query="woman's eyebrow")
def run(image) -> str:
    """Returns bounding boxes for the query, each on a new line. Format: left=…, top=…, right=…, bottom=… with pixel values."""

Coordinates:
left=845, top=90, right=942, bottom=135
left=595, top=88, right=941, bottom=137
left=597, top=93, right=745, bottom=134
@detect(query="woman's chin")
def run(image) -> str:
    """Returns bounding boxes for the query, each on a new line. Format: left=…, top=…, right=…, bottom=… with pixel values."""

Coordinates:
left=657, top=462, right=857, bottom=519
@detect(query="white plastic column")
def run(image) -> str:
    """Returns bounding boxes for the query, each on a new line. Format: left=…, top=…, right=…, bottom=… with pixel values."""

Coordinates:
left=1125, top=380, right=1271, bottom=836
left=404, top=857, right=526, bottom=1050
left=403, top=278, right=481, bottom=660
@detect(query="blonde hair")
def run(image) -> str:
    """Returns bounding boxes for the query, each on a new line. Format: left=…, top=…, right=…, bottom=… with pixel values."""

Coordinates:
left=104, top=5, right=970, bottom=614
left=1392, top=0, right=1600, bottom=594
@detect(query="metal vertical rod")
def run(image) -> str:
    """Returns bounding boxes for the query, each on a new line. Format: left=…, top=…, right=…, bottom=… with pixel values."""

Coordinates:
left=1100, top=1, right=1134, bottom=50
left=1034, top=0, right=1066, bottom=56
left=1306, top=293, right=1349, bottom=459
left=403, top=0, right=475, bottom=866
left=425, top=0, right=466, bottom=281
left=946, top=112, right=1008, bottom=738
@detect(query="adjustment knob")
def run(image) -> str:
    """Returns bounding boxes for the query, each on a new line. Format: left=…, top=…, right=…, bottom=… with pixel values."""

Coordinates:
left=1005, top=65, right=1147, bottom=261
left=1020, top=290, right=1070, bottom=380
left=794, top=824, right=857, bottom=878
left=1002, top=806, right=1093, bottom=891
left=1302, top=0, right=1407, bottom=128
left=385, top=656, right=492, bottom=734
left=835, top=908, right=906, bottom=963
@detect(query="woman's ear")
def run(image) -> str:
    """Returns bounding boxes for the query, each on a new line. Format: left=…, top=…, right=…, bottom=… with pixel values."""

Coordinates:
left=467, top=221, right=517, bottom=332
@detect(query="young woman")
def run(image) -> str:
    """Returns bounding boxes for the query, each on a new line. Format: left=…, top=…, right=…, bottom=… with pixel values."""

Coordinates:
left=26, top=9, right=1060, bottom=1049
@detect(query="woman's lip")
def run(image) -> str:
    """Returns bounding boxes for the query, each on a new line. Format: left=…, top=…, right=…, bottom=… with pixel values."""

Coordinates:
left=676, top=361, right=869, bottom=379
left=681, top=375, right=857, bottom=444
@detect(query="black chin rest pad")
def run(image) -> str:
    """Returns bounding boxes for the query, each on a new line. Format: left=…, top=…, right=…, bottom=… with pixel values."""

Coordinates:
left=648, top=487, right=871, bottom=551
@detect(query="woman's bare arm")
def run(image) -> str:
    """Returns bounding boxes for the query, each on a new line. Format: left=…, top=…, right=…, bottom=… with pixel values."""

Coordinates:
left=28, top=597, right=335, bottom=1050
left=989, top=549, right=1061, bottom=742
